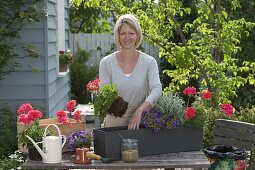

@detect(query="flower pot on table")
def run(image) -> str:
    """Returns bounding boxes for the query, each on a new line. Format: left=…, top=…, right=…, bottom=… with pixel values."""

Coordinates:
left=28, top=144, right=42, bottom=161
left=17, top=118, right=86, bottom=153
left=93, top=126, right=203, bottom=160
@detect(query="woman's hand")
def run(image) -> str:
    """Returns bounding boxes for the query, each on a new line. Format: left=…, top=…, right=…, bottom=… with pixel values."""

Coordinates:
left=128, top=101, right=152, bottom=130
left=128, top=108, right=143, bottom=130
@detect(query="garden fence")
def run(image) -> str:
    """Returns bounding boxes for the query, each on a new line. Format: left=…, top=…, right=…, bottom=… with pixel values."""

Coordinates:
left=70, top=33, right=159, bottom=68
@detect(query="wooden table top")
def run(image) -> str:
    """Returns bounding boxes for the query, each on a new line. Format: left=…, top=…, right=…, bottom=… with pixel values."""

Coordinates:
left=21, top=151, right=210, bottom=169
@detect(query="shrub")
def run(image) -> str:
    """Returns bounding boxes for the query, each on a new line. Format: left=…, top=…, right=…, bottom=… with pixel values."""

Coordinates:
left=0, top=104, right=17, bottom=158
left=70, top=48, right=98, bottom=104
left=0, top=151, right=26, bottom=169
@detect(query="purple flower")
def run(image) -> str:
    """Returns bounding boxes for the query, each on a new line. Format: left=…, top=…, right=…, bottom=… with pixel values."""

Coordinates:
left=172, top=120, right=180, bottom=128
left=66, top=130, right=94, bottom=151
left=141, top=107, right=185, bottom=132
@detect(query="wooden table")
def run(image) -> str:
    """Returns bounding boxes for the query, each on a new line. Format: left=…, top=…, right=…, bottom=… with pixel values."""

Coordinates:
left=21, top=151, right=210, bottom=169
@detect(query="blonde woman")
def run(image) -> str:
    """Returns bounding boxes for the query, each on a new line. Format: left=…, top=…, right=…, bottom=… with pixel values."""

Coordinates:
left=99, top=14, right=162, bottom=130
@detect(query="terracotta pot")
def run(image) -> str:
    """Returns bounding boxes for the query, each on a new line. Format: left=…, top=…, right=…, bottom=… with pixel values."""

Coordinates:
left=74, top=148, right=91, bottom=164
left=59, top=64, right=68, bottom=72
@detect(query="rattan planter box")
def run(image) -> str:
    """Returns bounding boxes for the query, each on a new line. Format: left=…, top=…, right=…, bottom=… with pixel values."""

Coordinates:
left=93, top=126, right=203, bottom=160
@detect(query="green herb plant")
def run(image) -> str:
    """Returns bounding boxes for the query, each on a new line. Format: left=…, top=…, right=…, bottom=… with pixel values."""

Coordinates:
left=18, top=122, right=45, bottom=149
left=155, top=92, right=185, bottom=121
left=94, top=84, right=119, bottom=120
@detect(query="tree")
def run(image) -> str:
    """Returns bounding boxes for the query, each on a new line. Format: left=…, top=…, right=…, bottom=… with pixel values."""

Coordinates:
left=69, top=0, right=112, bottom=33
left=72, top=0, right=255, bottom=105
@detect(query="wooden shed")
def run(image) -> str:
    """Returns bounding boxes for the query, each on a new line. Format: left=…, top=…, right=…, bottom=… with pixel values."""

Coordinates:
left=0, top=0, right=71, bottom=117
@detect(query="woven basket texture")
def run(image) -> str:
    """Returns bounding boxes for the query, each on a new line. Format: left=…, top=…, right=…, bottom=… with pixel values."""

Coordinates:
left=93, top=126, right=202, bottom=160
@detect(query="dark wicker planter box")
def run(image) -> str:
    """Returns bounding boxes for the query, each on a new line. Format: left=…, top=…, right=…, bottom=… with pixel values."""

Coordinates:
left=93, top=126, right=203, bottom=160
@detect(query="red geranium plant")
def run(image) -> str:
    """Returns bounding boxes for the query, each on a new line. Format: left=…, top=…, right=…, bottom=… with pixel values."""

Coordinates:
left=56, top=100, right=82, bottom=126
left=142, top=86, right=236, bottom=132
left=17, top=103, right=46, bottom=149
left=86, top=78, right=100, bottom=92
left=183, top=86, right=235, bottom=128
left=86, top=78, right=100, bottom=103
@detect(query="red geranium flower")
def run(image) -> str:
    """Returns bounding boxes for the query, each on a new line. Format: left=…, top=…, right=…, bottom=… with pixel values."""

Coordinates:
left=56, top=100, right=81, bottom=125
left=86, top=78, right=100, bottom=92
left=185, top=107, right=196, bottom=119
left=73, top=110, right=81, bottom=122
left=221, top=103, right=235, bottom=117
left=56, top=110, right=70, bottom=126
left=59, top=50, right=65, bottom=55
left=183, top=86, right=197, bottom=96
left=66, top=100, right=76, bottom=113
left=18, top=114, right=29, bottom=124
left=17, top=103, right=33, bottom=115
left=27, top=110, right=43, bottom=123
left=17, top=103, right=44, bottom=125
left=201, top=90, right=212, bottom=100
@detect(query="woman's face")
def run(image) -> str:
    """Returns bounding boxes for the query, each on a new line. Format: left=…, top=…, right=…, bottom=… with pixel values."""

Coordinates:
left=119, top=23, right=138, bottom=50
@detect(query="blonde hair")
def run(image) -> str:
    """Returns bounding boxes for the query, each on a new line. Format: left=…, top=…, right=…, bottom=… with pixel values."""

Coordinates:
left=114, top=14, right=143, bottom=49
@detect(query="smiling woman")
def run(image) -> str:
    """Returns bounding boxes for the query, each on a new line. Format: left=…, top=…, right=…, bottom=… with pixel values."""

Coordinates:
left=99, top=14, right=162, bottom=130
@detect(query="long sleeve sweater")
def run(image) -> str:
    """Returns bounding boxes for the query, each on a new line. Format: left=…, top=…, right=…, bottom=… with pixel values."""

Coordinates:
left=99, top=51, right=162, bottom=106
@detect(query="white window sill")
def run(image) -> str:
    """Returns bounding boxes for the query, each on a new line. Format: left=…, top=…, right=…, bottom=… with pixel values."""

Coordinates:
left=58, top=69, right=69, bottom=77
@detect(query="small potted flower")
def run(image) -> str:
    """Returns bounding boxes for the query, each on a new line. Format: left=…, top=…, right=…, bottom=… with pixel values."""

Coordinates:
left=17, top=103, right=51, bottom=161
left=86, top=78, right=100, bottom=103
left=59, top=49, right=72, bottom=72
left=66, top=130, right=94, bottom=151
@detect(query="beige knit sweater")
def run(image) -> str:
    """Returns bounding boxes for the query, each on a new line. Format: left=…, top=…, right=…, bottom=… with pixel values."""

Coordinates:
left=99, top=51, right=162, bottom=107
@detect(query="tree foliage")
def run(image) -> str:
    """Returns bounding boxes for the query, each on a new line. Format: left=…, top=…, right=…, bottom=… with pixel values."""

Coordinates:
left=70, top=0, right=112, bottom=33
left=71, top=0, right=255, bottom=106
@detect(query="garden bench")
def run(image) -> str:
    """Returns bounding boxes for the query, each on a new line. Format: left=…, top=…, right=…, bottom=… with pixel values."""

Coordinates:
left=213, top=119, right=255, bottom=167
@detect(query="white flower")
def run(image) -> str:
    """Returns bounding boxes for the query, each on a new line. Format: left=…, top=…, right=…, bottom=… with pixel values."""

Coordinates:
left=9, top=154, right=18, bottom=159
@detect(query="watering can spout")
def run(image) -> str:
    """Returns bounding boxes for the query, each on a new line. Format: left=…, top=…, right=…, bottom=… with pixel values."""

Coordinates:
left=25, top=135, right=47, bottom=160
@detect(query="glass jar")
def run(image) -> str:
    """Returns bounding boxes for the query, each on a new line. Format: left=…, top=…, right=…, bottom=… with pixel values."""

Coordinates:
left=121, top=139, right=138, bottom=163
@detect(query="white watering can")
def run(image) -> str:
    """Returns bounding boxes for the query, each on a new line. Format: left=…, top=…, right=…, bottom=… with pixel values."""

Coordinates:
left=26, top=124, right=66, bottom=163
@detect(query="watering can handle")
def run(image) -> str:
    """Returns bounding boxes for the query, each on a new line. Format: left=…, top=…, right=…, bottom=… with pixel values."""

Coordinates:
left=44, top=124, right=61, bottom=137
left=61, top=135, right=67, bottom=148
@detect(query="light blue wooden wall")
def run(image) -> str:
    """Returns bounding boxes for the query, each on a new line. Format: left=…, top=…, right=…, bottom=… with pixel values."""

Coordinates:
left=0, top=0, right=71, bottom=117
left=47, top=0, right=71, bottom=117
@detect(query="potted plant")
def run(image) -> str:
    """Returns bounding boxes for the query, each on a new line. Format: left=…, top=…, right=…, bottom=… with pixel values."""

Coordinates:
left=17, top=103, right=49, bottom=161
left=93, top=83, right=128, bottom=121
left=17, top=100, right=84, bottom=157
left=86, top=78, right=100, bottom=103
left=66, top=130, right=94, bottom=151
left=141, top=92, right=185, bottom=132
left=93, top=88, right=235, bottom=159
left=59, top=49, right=72, bottom=72
left=93, top=84, right=118, bottom=120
